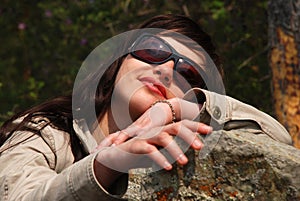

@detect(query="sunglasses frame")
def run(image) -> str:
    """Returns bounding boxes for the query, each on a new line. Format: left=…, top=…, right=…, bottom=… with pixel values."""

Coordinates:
left=129, top=33, right=207, bottom=90
left=130, top=34, right=200, bottom=69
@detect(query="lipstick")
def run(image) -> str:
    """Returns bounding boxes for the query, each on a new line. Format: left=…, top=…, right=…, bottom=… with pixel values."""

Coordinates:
left=139, top=77, right=167, bottom=98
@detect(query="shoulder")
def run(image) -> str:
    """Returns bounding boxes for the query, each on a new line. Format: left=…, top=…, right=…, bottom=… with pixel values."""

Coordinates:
left=1, top=115, right=74, bottom=170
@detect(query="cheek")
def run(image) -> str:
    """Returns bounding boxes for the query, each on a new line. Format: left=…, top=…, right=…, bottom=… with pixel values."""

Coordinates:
left=110, top=78, right=142, bottom=127
left=115, top=56, right=145, bottom=83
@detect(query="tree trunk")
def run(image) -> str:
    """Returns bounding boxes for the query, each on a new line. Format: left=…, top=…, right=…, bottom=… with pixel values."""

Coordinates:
left=268, top=0, right=300, bottom=148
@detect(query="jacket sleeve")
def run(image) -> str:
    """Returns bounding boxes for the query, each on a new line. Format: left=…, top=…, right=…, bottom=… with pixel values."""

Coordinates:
left=183, top=88, right=293, bottom=145
left=0, top=127, right=127, bottom=201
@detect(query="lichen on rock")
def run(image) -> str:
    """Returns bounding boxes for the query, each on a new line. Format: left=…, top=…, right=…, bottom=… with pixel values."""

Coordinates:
left=124, top=130, right=300, bottom=200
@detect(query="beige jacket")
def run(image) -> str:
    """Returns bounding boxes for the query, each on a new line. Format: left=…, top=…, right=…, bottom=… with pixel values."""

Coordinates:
left=0, top=89, right=292, bottom=201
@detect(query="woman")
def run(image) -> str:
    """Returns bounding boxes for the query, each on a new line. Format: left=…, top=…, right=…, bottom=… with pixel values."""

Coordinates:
left=0, top=14, right=292, bottom=200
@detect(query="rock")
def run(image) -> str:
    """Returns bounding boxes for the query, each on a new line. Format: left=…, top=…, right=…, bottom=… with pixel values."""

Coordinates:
left=124, top=130, right=300, bottom=200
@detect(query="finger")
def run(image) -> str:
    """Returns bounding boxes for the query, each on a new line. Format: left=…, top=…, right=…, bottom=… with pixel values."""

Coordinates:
left=97, top=131, right=121, bottom=148
left=91, top=137, right=115, bottom=153
left=161, top=139, right=189, bottom=165
left=171, top=125, right=203, bottom=150
left=135, top=121, right=203, bottom=150
left=197, top=122, right=213, bottom=134
left=122, top=140, right=173, bottom=170
left=164, top=120, right=211, bottom=134
left=148, top=148, right=173, bottom=170
left=147, top=132, right=188, bottom=165
left=112, top=123, right=149, bottom=145
left=163, top=121, right=205, bottom=149
left=111, top=130, right=130, bottom=146
left=184, top=121, right=212, bottom=134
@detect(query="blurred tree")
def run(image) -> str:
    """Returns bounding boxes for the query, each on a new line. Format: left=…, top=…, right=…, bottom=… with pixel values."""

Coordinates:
left=268, top=0, right=300, bottom=148
left=0, top=0, right=270, bottom=127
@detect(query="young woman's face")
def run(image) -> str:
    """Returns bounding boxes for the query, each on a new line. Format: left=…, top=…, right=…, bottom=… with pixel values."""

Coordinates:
left=112, top=35, right=207, bottom=121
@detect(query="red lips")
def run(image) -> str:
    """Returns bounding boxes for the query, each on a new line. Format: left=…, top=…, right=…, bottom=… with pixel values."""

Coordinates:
left=139, top=77, right=167, bottom=98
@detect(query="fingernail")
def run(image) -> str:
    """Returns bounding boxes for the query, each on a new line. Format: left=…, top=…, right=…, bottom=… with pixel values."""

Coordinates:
left=178, top=154, right=188, bottom=163
left=206, top=126, right=213, bottom=132
left=164, top=161, right=172, bottom=170
left=193, top=140, right=202, bottom=148
left=111, top=143, right=116, bottom=147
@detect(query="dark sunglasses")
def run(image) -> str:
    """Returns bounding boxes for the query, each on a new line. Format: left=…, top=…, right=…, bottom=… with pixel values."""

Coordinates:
left=129, top=34, right=207, bottom=92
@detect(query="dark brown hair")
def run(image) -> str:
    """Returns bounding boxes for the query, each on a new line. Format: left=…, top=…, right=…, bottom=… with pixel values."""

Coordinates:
left=0, top=14, right=223, bottom=159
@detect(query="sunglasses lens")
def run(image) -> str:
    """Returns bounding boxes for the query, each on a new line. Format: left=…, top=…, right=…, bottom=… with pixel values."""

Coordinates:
left=176, top=60, right=205, bottom=91
left=133, top=36, right=172, bottom=63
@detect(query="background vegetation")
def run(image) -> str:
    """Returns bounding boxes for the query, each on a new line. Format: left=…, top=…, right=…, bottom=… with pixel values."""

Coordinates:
left=0, top=0, right=270, bottom=125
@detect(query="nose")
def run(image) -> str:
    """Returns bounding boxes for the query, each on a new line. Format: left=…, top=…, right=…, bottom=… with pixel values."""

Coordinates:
left=153, top=60, right=175, bottom=86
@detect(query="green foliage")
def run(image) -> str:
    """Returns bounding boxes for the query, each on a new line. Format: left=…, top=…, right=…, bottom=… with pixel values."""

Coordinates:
left=193, top=0, right=271, bottom=112
left=0, top=0, right=270, bottom=125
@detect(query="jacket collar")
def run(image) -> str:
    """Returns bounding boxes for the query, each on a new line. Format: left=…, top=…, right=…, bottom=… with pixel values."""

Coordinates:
left=73, top=119, right=98, bottom=154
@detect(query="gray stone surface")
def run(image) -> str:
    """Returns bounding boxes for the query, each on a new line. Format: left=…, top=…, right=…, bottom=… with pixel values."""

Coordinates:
left=124, top=130, right=300, bottom=201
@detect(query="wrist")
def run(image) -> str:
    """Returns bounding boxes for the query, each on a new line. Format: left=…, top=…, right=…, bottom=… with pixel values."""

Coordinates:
left=151, top=99, right=177, bottom=123
left=94, top=149, right=123, bottom=190
left=168, top=98, right=181, bottom=121
left=170, top=98, right=201, bottom=120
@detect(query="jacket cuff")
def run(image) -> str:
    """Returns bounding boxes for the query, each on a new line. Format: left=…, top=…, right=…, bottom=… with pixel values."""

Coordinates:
left=68, top=152, right=127, bottom=200
left=183, top=88, right=227, bottom=128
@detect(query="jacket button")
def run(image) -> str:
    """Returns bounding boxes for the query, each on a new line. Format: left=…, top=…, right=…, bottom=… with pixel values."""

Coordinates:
left=212, top=106, right=222, bottom=120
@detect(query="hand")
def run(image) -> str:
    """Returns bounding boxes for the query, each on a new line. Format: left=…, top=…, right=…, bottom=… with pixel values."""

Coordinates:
left=93, top=98, right=212, bottom=190
left=95, top=119, right=212, bottom=172
left=95, top=98, right=211, bottom=148
left=93, top=119, right=212, bottom=190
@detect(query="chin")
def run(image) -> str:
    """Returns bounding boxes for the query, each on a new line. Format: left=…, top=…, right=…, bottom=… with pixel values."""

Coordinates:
left=128, top=96, right=156, bottom=120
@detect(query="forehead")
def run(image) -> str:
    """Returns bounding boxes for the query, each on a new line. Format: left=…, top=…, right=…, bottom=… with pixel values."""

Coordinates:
left=158, top=35, right=207, bottom=68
